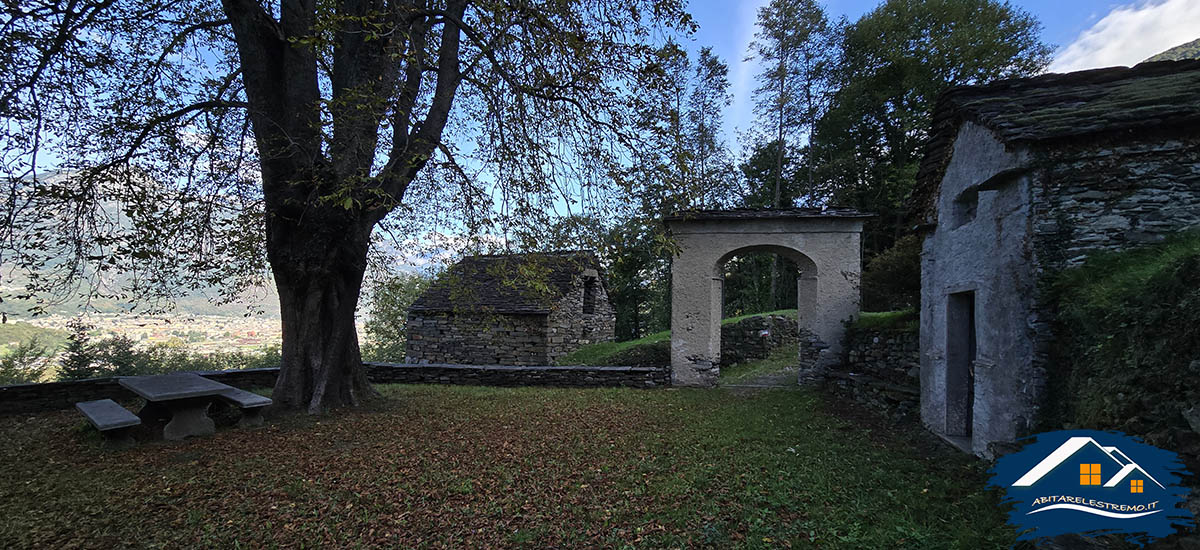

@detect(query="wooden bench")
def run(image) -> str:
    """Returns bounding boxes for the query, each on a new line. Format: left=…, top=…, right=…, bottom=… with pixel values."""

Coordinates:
left=217, top=388, right=272, bottom=427
left=75, top=399, right=141, bottom=448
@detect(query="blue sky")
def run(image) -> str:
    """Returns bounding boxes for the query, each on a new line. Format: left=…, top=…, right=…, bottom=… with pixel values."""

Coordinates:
left=685, top=0, right=1200, bottom=148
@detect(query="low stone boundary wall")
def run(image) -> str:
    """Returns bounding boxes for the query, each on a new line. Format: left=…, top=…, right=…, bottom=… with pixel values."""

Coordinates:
left=364, top=362, right=668, bottom=388
left=827, top=328, right=920, bottom=421
left=0, top=363, right=668, bottom=415
left=720, top=314, right=799, bottom=366
left=844, top=330, right=919, bottom=386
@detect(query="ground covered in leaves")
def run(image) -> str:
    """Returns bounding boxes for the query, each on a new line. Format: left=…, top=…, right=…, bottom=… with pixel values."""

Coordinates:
left=0, top=385, right=1016, bottom=549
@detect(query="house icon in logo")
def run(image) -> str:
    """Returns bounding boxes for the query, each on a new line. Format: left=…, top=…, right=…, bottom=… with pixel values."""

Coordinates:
left=989, top=430, right=1193, bottom=543
left=1011, top=436, right=1165, bottom=494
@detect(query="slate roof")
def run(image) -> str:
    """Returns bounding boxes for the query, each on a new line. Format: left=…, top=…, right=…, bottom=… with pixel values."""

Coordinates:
left=409, top=251, right=601, bottom=314
left=912, top=60, right=1200, bottom=223
left=665, top=207, right=872, bottom=222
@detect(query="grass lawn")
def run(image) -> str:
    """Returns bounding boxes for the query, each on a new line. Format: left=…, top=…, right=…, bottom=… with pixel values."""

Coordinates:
left=0, top=385, right=1016, bottom=549
left=557, top=310, right=799, bottom=366
left=719, top=344, right=799, bottom=385
left=850, top=310, right=917, bottom=332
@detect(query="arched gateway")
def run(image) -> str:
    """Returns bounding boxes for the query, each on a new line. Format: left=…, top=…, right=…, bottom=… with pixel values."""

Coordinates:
left=664, top=209, right=870, bottom=387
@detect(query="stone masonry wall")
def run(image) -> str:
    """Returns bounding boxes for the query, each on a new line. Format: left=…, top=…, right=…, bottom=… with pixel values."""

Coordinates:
left=546, top=273, right=617, bottom=363
left=830, top=328, right=920, bottom=422
left=406, top=312, right=550, bottom=365
left=364, top=363, right=666, bottom=388
left=0, top=363, right=669, bottom=415
left=719, top=314, right=799, bottom=366
left=1026, top=132, right=1200, bottom=431
left=1030, top=133, right=1200, bottom=270
left=844, top=329, right=920, bottom=386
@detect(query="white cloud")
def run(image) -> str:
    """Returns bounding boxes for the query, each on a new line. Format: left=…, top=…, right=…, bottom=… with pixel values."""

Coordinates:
left=1050, top=0, right=1200, bottom=73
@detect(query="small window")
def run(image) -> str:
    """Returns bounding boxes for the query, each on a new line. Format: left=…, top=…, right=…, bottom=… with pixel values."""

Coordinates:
left=1131, top=479, right=1143, bottom=493
left=950, top=187, right=978, bottom=229
left=583, top=276, right=597, bottom=314
left=1079, top=463, right=1101, bottom=486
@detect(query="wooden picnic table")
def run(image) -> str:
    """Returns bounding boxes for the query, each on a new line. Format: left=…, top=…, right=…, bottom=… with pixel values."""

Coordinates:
left=119, top=373, right=233, bottom=441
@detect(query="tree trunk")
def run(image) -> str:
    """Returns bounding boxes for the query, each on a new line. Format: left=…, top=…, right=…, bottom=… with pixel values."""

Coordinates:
left=268, top=205, right=378, bottom=413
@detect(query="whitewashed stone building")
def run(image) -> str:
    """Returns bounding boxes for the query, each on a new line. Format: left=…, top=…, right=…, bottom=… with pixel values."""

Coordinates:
left=914, top=60, right=1200, bottom=456
left=406, top=251, right=615, bottom=365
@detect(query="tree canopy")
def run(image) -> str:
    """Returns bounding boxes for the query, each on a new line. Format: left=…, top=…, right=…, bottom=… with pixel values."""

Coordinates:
left=1, top=0, right=695, bottom=410
left=813, top=0, right=1052, bottom=253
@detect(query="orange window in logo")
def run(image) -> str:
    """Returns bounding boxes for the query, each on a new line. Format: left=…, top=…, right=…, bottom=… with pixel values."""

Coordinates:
left=1131, top=479, right=1143, bottom=493
left=1080, top=464, right=1101, bottom=485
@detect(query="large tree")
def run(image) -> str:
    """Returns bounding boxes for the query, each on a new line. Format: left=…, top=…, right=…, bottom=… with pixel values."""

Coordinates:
left=0, top=0, right=693, bottom=411
left=685, top=46, right=734, bottom=205
left=745, top=0, right=834, bottom=310
left=747, top=0, right=834, bottom=209
left=813, top=0, right=1052, bottom=254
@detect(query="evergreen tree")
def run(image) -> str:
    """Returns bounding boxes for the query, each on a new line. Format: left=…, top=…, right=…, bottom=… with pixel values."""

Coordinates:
left=57, top=319, right=96, bottom=381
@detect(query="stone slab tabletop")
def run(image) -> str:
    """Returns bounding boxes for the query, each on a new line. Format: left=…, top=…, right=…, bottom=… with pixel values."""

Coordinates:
left=119, top=373, right=232, bottom=402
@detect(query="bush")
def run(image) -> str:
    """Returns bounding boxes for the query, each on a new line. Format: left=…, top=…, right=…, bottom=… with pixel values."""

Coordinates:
left=363, top=272, right=431, bottom=362
left=860, top=234, right=921, bottom=312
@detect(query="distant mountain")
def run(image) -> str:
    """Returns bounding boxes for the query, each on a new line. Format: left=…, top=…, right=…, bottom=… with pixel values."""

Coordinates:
left=0, top=284, right=280, bottom=318
left=1145, top=37, right=1200, bottom=62
left=0, top=322, right=69, bottom=351
left=3, top=171, right=280, bottom=319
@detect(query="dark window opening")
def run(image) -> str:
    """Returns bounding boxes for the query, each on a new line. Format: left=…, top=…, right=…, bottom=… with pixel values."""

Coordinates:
left=946, top=291, right=977, bottom=437
left=950, top=187, right=978, bottom=229
left=583, top=276, right=597, bottom=314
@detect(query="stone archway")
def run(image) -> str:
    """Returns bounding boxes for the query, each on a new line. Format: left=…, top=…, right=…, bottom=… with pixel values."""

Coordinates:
left=664, top=209, right=869, bottom=387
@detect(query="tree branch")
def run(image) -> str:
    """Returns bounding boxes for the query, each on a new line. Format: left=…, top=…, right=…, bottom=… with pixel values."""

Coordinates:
left=95, top=100, right=250, bottom=172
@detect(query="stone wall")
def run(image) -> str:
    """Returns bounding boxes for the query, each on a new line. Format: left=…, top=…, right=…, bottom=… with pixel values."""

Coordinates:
left=0, top=368, right=279, bottom=415
left=0, top=363, right=668, bottom=415
left=364, top=362, right=666, bottom=388
left=829, top=328, right=920, bottom=422
left=1030, top=132, right=1200, bottom=271
left=546, top=271, right=617, bottom=363
left=1026, top=132, right=1200, bottom=433
left=719, top=314, right=799, bottom=366
left=406, top=312, right=550, bottom=365
left=844, top=329, right=920, bottom=386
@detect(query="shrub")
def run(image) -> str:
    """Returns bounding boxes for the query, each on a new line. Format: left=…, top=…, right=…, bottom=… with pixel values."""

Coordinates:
left=363, top=272, right=431, bottom=362
left=860, top=234, right=921, bottom=312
